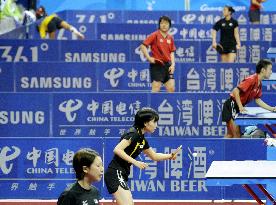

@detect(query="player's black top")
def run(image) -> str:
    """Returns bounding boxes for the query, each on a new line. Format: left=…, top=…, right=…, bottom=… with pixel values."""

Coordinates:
left=107, top=127, right=150, bottom=176
left=213, top=17, right=239, bottom=47
left=57, top=182, right=100, bottom=205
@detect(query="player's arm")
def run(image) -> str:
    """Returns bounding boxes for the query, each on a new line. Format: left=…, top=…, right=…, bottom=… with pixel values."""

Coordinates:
left=255, top=98, right=276, bottom=112
left=234, top=27, right=241, bottom=49
left=251, top=0, right=262, bottom=6
left=232, top=88, right=247, bottom=112
left=211, top=29, right=217, bottom=49
left=169, top=52, right=175, bottom=74
left=143, top=148, right=172, bottom=161
left=113, top=139, right=148, bottom=169
left=140, top=44, right=155, bottom=63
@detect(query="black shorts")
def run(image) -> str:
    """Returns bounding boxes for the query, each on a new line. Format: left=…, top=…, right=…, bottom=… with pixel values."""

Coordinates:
left=249, top=9, right=260, bottom=22
left=222, top=98, right=240, bottom=122
left=47, top=17, right=63, bottom=33
left=104, top=167, right=129, bottom=194
left=220, top=44, right=237, bottom=54
left=150, top=62, right=174, bottom=84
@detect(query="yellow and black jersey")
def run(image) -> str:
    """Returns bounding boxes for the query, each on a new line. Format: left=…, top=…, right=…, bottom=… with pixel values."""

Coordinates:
left=38, top=14, right=63, bottom=38
left=107, top=127, right=150, bottom=176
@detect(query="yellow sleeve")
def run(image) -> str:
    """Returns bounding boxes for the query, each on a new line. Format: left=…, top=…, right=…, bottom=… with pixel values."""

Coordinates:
left=38, top=14, right=57, bottom=39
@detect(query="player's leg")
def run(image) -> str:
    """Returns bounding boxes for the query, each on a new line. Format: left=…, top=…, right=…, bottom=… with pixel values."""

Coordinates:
left=60, top=20, right=84, bottom=39
left=112, top=186, right=134, bottom=205
left=225, top=121, right=234, bottom=138
left=152, top=81, right=162, bottom=92
left=220, top=54, right=228, bottom=62
left=48, top=32, right=55, bottom=39
left=227, top=53, right=236, bottom=63
left=228, top=119, right=241, bottom=138
left=164, top=78, right=175, bottom=92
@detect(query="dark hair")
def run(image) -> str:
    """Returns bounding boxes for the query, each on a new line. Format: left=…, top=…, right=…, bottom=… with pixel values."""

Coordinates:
left=256, top=59, right=272, bottom=73
left=73, top=148, right=100, bottom=180
left=36, top=6, right=47, bottom=19
left=225, top=6, right=235, bottom=14
left=134, top=107, right=159, bottom=129
left=158, top=16, right=171, bottom=28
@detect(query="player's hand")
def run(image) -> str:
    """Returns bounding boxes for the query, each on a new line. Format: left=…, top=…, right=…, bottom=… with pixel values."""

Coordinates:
left=272, top=107, right=276, bottom=112
left=148, top=57, right=155, bottom=64
left=170, top=145, right=182, bottom=160
left=169, top=64, right=175, bottom=74
left=236, top=44, right=241, bottom=50
left=134, top=161, right=148, bottom=169
left=212, top=42, right=217, bottom=49
left=239, top=106, right=248, bottom=114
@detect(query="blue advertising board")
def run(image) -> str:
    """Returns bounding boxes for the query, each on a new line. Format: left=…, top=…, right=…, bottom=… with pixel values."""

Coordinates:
left=15, top=62, right=97, bottom=92
left=0, top=40, right=131, bottom=62
left=200, top=41, right=271, bottom=63
left=52, top=93, right=148, bottom=137
left=96, top=24, right=276, bottom=41
left=2, top=39, right=273, bottom=63
left=2, top=62, right=276, bottom=93
left=0, top=138, right=103, bottom=199
left=97, top=63, right=180, bottom=92
left=0, top=93, right=50, bottom=137
left=103, top=138, right=224, bottom=200
left=0, top=137, right=265, bottom=199
left=0, top=63, right=14, bottom=92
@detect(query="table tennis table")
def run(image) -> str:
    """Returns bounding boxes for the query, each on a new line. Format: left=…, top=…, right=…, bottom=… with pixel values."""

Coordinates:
left=205, top=161, right=276, bottom=205
left=267, top=47, right=276, bottom=59
left=235, top=107, right=276, bottom=137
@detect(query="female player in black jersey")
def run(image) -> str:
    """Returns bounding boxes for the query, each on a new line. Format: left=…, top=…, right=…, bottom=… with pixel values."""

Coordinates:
left=212, top=6, right=241, bottom=62
left=57, top=148, right=103, bottom=205
left=104, top=107, right=181, bottom=205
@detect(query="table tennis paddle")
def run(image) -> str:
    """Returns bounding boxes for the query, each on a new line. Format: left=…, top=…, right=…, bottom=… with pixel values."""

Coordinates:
left=171, top=145, right=182, bottom=160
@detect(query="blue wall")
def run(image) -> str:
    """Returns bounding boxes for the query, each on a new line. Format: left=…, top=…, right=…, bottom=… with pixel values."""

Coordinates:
left=38, top=0, right=275, bottom=14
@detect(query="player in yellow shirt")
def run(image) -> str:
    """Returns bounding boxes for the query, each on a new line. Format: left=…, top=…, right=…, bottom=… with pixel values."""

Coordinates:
left=36, top=6, right=84, bottom=39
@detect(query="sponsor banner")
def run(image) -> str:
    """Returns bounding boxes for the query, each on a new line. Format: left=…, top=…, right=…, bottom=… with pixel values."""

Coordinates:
left=0, top=93, right=50, bottom=137
left=123, top=10, right=178, bottom=24
left=150, top=93, right=228, bottom=137
left=52, top=93, right=228, bottom=138
left=0, top=138, right=102, bottom=198
left=0, top=138, right=265, bottom=199
left=15, top=62, right=97, bottom=92
left=3, top=61, right=276, bottom=93
left=0, top=40, right=59, bottom=62
left=180, top=63, right=256, bottom=92
left=52, top=93, right=148, bottom=137
left=96, top=24, right=276, bottom=41
left=0, top=39, right=273, bottom=63
left=97, top=63, right=180, bottom=92
left=103, top=138, right=264, bottom=200
left=60, top=40, right=130, bottom=63
left=200, top=41, right=271, bottom=63
left=0, top=63, right=14, bottom=92
left=65, top=10, right=123, bottom=23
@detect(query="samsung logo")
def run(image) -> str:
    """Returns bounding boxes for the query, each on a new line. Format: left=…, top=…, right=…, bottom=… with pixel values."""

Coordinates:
left=21, top=77, right=92, bottom=89
left=0, top=111, right=44, bottom=125
left=200, top=4, right=246, bottom=11
left=101, top=34, right=147, bottom=41
left=65, top=52, right=126, bottom=62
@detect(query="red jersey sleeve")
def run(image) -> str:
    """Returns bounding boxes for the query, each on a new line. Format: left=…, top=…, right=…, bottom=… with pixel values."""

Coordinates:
left=143, top=32, right=157, bottom=47
left=237, top=76, right=255, bottom=93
